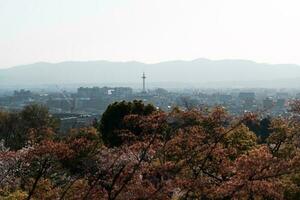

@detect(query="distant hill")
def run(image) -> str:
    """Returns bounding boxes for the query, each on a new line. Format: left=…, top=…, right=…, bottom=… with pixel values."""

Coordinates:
left=1, top=59, right=300, bottom=88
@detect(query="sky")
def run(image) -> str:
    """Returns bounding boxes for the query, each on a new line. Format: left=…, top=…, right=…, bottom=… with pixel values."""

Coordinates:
left=0, top=0, right=300, bottom=68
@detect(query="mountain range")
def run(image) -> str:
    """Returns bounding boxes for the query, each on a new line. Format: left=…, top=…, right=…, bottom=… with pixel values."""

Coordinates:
left=1, top=59, right=300, bottom=88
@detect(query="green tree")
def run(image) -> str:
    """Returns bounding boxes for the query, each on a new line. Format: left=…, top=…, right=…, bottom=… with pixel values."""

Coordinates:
left=245, top=116, right=271, bottom=142
left=224, top=124, right=257, bottom=156
left=0, top=104, right=59, bottom=150
left=99, top=100, right=156, bottom=147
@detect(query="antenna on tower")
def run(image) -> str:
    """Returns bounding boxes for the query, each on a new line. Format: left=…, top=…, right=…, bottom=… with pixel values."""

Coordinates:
left=142, top=72, right=146, bottom=93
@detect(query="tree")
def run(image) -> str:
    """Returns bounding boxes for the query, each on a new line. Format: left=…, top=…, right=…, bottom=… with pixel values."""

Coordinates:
left=63, top=127, right=102, bottom=174
left=1, top=105, right=300, bottom=199
left=224, top=124, right=257, bottom=156
left=99, top=100, right=156, bottom=147
left=19, top=140, right=73, bottom=200
left=245, top=116, right=272, bottom=142
left=0, top=104, right=59, bottom=150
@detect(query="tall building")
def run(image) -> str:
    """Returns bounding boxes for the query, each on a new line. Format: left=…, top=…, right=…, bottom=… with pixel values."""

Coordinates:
left=142, top=72, right=146, bottom=93
left=263, top=97, right=274, bottom=110
left=238, top=92, right=256, bottom=110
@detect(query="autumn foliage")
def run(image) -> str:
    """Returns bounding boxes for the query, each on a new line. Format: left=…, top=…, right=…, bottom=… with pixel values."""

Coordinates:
left=1, top=102, right=300, bottom=199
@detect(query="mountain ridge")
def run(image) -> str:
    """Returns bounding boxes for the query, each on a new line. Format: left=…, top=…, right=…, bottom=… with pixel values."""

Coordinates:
left=1, top=58, right=300, bottom=88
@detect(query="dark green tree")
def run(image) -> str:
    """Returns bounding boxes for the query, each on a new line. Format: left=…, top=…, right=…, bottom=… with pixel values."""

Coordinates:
left=244, top=116, right=271, bottom=143
left=99, top=100, right=156, bottom=147
left=0, top=104, right=59, bottom=150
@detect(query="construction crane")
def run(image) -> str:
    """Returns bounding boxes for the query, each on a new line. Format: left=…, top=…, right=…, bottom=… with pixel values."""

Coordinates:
left=55, top=85, right=75, bottom=113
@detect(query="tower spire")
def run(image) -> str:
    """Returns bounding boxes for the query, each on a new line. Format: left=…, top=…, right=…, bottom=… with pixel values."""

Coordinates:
left=142, top=72, right=146, bottom=93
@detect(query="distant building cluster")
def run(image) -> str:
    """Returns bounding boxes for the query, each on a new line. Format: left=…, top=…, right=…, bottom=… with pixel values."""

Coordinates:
left=0, top=85, right=298, bottom=132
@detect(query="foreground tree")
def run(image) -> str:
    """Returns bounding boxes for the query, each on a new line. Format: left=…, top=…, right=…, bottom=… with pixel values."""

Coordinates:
left=1, top=102, right=300, bottom=199
left=99, top=100, right=156, bottom=147
left=0, top=104, right=58, bottom=150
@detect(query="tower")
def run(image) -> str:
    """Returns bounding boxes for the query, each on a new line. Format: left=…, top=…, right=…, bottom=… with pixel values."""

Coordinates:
left=142, top=72, right=146, bottom=93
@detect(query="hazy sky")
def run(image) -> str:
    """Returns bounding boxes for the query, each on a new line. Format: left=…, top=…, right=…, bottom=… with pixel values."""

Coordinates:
left=1, top=0, right=300, bottom=68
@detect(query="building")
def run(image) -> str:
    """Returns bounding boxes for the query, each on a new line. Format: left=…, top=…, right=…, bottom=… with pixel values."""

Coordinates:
left=263, top=97, right=274, bottom=110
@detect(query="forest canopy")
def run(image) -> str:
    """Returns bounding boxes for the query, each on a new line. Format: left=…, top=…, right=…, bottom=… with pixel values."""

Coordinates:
left=0, top=102, right=300, bottom=199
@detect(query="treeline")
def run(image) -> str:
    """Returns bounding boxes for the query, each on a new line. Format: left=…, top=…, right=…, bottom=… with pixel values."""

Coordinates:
left=0, top=100, right=300, bottom=199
